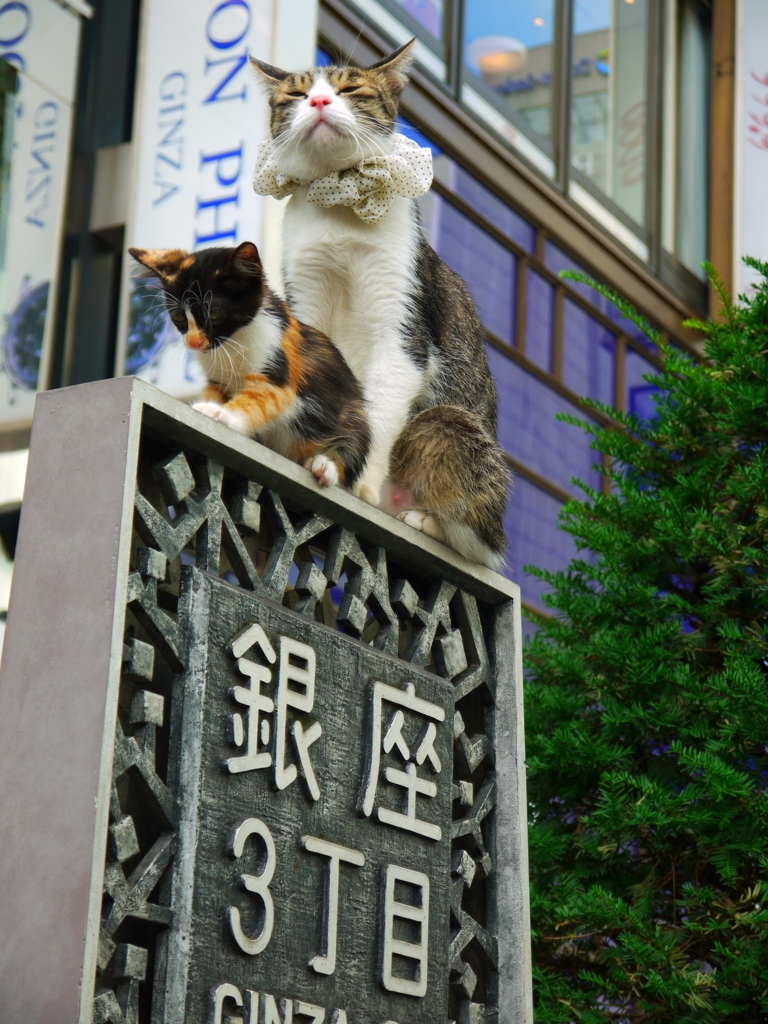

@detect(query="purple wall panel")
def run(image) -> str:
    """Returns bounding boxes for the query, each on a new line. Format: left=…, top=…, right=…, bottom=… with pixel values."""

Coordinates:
left=626, top=347, right=661, bottom=420
left=525, top=270, right=555, bottom=371
left=544, top=240, right=658, bottom=351
left=487, top=346, right=602, bottom=497
left=562, top=298, right=615, bottom=406
left=451, top=165, right=537, bottom=253
left=432, top=197, right=517, bottom=345
left=502, top=478, right=577, bottom=609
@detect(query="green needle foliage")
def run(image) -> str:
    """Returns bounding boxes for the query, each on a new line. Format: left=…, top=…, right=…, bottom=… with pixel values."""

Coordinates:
left=525, top=259, right=768, bottom=1023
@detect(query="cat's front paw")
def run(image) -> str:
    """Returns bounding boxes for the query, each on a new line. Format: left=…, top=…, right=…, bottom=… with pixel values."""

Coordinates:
left=192, top=402, right=250, bottom=435
left=192, top=400, right=223, bottom=419
left=305, top=453, right=340, bottom=488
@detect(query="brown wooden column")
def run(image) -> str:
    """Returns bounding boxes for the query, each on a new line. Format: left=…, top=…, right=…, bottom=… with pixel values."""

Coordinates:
left=710, top=0, right=737, bottom=312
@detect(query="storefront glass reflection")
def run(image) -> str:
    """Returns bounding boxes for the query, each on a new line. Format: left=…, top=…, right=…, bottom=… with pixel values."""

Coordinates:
left=392, top=0, right=444, bottom=40
left=570, top=0, right=650, bottom=227
left=463, top=0, right=556, bottom=144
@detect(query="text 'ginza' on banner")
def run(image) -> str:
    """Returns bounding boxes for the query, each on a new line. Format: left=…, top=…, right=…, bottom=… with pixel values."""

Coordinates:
left=116, top=0, right=273, bottom=397
left=0, top=0, right=84, bottom=426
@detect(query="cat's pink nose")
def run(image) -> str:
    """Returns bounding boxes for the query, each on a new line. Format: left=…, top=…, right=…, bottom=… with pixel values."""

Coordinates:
left=310, top=95, right=331, bottom=109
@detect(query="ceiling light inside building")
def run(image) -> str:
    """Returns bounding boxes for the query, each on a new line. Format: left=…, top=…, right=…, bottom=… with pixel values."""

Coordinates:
left=467, top=36, right=527, bottom=76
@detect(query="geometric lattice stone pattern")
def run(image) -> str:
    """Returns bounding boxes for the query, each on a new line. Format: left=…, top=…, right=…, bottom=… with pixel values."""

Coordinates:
left=0, top=376, right=532, bottom=1024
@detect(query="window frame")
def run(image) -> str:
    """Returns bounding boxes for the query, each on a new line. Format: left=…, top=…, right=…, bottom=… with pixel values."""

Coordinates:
left=324, top=0, right=716, bottom=314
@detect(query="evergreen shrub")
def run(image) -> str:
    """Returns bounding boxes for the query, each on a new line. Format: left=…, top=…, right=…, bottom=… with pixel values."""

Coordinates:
left=525, top=261, right=768, bottom=1023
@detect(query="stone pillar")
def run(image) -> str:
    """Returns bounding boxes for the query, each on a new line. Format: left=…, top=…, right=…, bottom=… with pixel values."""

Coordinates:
left=0, top=377, right=532, bottom=1024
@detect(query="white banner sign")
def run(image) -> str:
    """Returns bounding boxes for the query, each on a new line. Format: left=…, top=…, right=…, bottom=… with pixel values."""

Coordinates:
left=735, top=0, right=768, bottom=292
left=116, top=0, right=273, bottom=396
left=0, top=0, right=82, bottom=425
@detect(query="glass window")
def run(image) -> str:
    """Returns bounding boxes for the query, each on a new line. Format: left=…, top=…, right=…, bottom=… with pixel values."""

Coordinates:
left=338, top=0, right=711, bottom=297
left=392, top=0, right=443, bottom=40
left=487, top=346, right=603, bottom=498
left=570, top=0, right=650, bottom=227
left=462, top=0, right=556, bottom=149
left=661, top=0, right=711, bottom=279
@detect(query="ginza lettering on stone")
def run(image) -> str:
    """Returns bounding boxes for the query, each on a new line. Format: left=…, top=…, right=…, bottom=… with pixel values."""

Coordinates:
left=225, top=821, right=431, bottom=994
left=382, top=866, right=430, bottom=998
left=360, top=681, right=445, bottom=840
left=209, top=984, right=349, bottom=1024
left=300, top=836, right=366, bottom=976
left=228, top=817, right=276, bottom=956
left=216, top=616, right=450, bottom=1019
left=226, top=625, right=322, bottom=799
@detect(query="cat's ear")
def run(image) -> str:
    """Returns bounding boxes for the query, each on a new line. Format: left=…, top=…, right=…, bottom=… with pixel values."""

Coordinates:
left=366, top=38, right=415, bottom=94
left=249, top=56, right=290, bottom=88
left=129, top=247, right=186, bottom=280
left=225, top=242, right=263, bottom=283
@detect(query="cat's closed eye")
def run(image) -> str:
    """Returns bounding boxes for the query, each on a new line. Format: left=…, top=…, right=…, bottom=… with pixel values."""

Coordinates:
left=287, top=90, right=306, bottom=99
left=337, top=85, right=359, bottom=95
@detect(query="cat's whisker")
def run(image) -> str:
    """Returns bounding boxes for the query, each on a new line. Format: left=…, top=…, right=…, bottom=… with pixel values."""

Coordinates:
left=160, top=287, right=180, bottom=309
left=342, top=23, right=365, bottom=69
left=352, top=123, right=392, bottom=160
left=223, top=337, right=247, bottom=356
left=220, top=341, right=239, bottom=393
left=142, top=295, right=170, bottom=318
left=210, top=337, right=235, bottom=392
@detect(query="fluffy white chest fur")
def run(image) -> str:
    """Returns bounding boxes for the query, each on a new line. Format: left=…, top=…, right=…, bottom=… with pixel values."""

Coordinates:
left=283, top=192, right=427, bottom=501
left=197, top=309, right=282, bottom=397
left=283, top=194, right=417, bottom=372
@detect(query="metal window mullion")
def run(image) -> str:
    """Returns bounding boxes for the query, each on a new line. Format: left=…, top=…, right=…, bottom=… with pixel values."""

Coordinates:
left=604, top=332, right=627, bottom=496
left=446, top=0, right=465, bottom=101
left=516, top=256, right=528, bottom=356
left=535, top=226, right=546, bottom=263
left=552, top=285, right=565, bottom=379
left=553, top=0, right=574, bottom=193
left=615, top=334, right=627, bottom=413
left=646, top=0, right=666, bottom=274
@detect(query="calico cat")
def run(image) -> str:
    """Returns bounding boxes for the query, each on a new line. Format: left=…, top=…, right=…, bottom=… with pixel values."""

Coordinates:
left=129, top=242, right=371, bottom=489
left=251, top=41, right=510, bottom=569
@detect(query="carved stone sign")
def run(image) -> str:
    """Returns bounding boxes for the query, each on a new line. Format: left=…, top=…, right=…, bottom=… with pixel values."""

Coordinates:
left=172, top=571, right=453, bottom=1023
left=0, top=377, right=532, bottom=1024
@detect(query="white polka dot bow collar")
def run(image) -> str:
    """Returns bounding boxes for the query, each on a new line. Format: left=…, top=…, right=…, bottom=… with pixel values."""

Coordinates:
left=252, top=133, right=433, bottom=224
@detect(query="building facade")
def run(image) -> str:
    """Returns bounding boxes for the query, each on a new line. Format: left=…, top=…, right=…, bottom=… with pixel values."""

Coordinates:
left=0, top=0, right=756, bottom=628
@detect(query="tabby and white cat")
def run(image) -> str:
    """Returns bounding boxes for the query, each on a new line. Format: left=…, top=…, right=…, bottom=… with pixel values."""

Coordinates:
left=251, top=41, right=510, bottom=569
left=129, top=242, right=371, bottom=489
